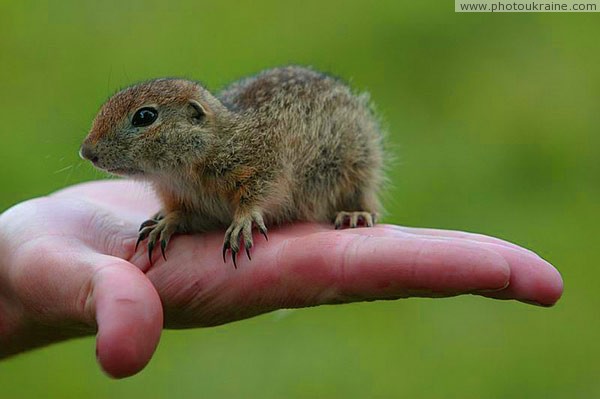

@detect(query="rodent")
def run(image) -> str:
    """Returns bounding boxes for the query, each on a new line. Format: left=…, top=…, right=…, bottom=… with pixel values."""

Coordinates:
left=80, top=66, right=384, bottom=267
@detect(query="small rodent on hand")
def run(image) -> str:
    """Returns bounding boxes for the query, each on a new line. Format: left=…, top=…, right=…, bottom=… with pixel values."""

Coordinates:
left=80, top=66, right=384, bottom=267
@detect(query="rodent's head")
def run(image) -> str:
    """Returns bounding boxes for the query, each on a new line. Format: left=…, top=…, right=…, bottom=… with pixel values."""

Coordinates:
left=80, top=78, right=228, bottom=177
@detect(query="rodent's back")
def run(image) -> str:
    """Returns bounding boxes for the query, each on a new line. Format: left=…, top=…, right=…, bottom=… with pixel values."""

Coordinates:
left=219, top=66, right=384, bottom=222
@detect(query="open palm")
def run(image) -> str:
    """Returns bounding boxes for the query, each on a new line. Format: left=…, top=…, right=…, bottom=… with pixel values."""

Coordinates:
left=0, top=180, right=563, bottom=378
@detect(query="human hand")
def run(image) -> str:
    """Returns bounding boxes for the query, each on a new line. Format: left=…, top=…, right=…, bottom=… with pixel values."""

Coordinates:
left=0, top=180, right=563, bottom=378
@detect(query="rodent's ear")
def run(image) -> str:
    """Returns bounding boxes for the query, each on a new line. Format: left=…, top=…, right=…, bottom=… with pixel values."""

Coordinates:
left=188, top=100, right=207, bottom=123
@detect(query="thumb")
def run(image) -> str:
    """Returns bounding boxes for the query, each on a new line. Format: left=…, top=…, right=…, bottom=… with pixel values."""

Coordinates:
left=88, top=257, right=163, bottom=378
left=8, top=251, right=163, bottom=378
left=0, top=197, right=163, bottom=377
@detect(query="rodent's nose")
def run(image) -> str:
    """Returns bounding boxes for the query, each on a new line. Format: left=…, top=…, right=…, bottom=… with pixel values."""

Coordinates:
left=79, top=143, right=99, bottom=164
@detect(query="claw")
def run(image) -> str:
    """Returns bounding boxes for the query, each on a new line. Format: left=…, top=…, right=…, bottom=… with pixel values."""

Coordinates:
left=252, top=212, right=268, bottom=241
left=334, top=211, right=346, bottom=229
left=160, top=239, right=167, bottom=261
left=136, top=212, right=178, bottom=264
left=232, top=250, right=238, bottom=269
left=135, top=235, right=144, bottom=251
left=222, top=211, right=268, bottom=267
left=148, top=240, right=155, bottom=265
left=350, top=213, right=359, bottom=228
left=136, top=226, right=154, bottom=251
left=222, top=241, right=230, bottom=263
left=259, top=226, right=269, bottom=241
left=151, top=211, right=164, bottom=221
left=334, top=211, right=376, bottom=229
left=139, top=219, right=158, bottom=231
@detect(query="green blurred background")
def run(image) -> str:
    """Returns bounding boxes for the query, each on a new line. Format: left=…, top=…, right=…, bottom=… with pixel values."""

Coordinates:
left=1, top=1, right=598, bottom=397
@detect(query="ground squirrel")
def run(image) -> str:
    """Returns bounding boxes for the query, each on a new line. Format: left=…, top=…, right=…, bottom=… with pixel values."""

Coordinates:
left=80, top=66, right=384, bottom=267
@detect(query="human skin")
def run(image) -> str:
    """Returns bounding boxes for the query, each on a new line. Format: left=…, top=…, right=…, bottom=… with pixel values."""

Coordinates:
left=0, top=180, right=563, bottom=378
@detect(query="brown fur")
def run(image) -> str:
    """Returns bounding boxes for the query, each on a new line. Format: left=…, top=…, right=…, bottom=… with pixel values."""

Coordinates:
left=81, top=66, right=385, bottom=261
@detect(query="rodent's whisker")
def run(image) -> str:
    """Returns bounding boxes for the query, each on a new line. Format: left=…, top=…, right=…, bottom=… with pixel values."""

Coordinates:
left=53, top=164, right=74, bottom=174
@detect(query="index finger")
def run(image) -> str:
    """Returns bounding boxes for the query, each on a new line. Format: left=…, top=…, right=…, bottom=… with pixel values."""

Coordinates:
left=134, top=228, right=520, bottom=328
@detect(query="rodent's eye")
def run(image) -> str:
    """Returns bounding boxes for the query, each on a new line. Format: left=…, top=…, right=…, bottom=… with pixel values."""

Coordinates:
left=131, top=107, right=158, bottom=127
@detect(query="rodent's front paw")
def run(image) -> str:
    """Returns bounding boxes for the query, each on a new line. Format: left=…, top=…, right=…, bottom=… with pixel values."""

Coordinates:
left=222, top=211, right=268, bottom=268
left=136, top=212, right=181, bottom=264
left=137, top=212, right=163, bottom=232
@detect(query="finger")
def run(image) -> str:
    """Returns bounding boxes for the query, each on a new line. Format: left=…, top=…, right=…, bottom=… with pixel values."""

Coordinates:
left=285, top=233, right=562, bottom=306
left=139, top=231, right=511, bottom=327
left=346, top=224, right=540, bottom=256
left=337, top=227, right=563, bottom=306
left=92, top=259, right=163, bottom=378
left=471, top=245, right=563, bottom=306
left=9, top=244, right=163, bottom=378
left=131, top=223, right=561, bottom=329
left=273, top=233, right=512, bottom=303
left=212, top=222, right=538, bottom=258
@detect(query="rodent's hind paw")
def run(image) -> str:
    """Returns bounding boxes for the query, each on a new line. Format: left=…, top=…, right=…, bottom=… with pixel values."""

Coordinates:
left=136, top=215, right=179, bottom=265
left=222, top=211, right=268, bottom=268
left=334, top=211, right=377, bottom=229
